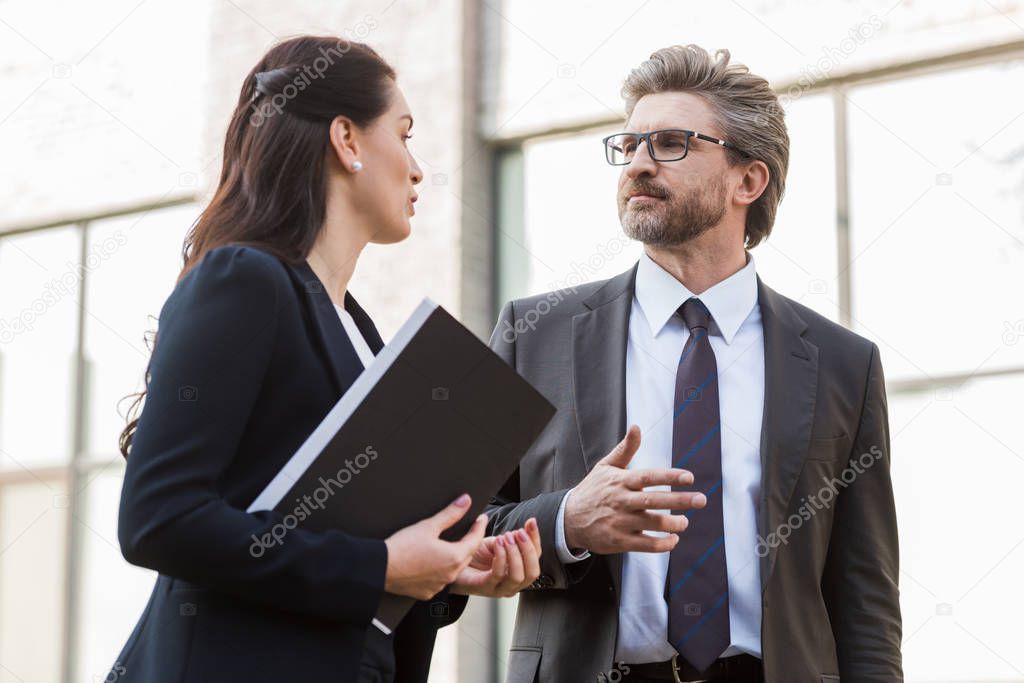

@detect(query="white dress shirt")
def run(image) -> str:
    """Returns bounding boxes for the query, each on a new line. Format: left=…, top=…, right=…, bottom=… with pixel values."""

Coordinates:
left=554, top=250, right=765, bottom=663
left=333, top=302, right=376, bottom=368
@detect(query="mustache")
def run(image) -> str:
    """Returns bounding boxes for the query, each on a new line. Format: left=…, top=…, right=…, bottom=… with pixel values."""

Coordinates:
left=623, top=182, right=669, bottom=199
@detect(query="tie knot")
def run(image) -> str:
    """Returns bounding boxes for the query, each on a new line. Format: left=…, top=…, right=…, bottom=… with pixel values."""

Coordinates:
left=679, top=297, right=712, bottom=332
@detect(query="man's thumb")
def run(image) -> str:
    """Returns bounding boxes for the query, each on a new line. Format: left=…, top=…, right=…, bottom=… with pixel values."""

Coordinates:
left=600, top=424, right=642, bottom=468
left=431, top=493, right=472, bottom=532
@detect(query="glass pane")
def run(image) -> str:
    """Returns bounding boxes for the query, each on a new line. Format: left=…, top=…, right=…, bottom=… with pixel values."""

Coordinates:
left=890, top=374, right=1024, bottom=681
left=496, top=594, right=519, bottom=682
left=74, top=467, right=156, bottom=683
left=0, top=476, right=68, bottom=683
left=517, top=129, right=642, bottom=298
left=495, top=148, right=528, bottom=307
left=426, top=623, right=458, bottom=682
left=752, top=93, right=839, bottom=322
left=0, top=227, right=80, bottom=470
left=848, top=59, right=1024, bottom=382
left=83, top=204, right=196, bottom=460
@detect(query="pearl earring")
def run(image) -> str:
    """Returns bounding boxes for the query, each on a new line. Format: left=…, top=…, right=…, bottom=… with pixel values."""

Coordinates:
left=352, top=161, right=363, bottom=172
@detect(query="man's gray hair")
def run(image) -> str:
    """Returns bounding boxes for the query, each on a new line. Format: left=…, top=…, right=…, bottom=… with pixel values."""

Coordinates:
left=622, top=45, right=789, bottom=248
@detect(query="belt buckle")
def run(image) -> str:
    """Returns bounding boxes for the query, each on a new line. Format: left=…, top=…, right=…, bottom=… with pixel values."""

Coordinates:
left=670, top=653, right=708, bottom=683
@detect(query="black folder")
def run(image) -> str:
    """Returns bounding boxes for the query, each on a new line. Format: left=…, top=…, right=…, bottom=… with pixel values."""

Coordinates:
left=247, top=299, right=555, bottom=632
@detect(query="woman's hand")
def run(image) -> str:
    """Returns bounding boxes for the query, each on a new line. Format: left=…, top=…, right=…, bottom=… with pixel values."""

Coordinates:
left=384, top=493, right=487, bottom=601
left=450, top=517, right=542, bottom=597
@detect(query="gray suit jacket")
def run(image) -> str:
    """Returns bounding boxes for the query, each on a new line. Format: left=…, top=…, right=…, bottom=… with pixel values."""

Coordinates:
left=485, top=262, right=902, bottom=683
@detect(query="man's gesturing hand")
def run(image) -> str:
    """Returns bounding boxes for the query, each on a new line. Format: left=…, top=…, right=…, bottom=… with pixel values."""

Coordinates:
left=563, top=425, right=706, bottom=554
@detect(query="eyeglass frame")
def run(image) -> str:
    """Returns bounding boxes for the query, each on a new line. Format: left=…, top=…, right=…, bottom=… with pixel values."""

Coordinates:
left=602, top=128, right=747, bottom=165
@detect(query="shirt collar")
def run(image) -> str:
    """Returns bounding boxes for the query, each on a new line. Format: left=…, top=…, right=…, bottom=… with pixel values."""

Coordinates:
left=634, top=249, right=758, bottom=344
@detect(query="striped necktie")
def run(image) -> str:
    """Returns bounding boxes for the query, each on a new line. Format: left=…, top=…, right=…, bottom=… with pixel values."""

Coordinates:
left=664, top=296, right=731, bottom=673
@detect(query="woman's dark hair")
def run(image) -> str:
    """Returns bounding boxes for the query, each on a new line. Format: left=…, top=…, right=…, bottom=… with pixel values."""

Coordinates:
left=118, top=36, right=397, bottom=458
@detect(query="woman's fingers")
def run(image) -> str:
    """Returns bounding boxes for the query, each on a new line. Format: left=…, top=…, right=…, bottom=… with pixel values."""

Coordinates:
left=525, top=517, right=542, bottom=555
left=516, top=527, right=541, bottom=591
left=488, top=534, right=508, bottom=587
left=469, top=536, right=497, bottom=570
left=453, top=514, right=489, bottom=560
left=430, top=493, right=472, bottom=534
left=453, top=522, right=543, bottom=597
left=501, top=531, right=526, bottom=588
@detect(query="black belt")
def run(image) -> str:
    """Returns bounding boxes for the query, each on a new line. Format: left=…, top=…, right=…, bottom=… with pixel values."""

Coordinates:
left=621, top=653, right=762, bottom=682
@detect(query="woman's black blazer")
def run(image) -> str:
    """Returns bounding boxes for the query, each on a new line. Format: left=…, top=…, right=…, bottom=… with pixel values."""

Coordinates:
left=113, top=244, right=466, bottom=682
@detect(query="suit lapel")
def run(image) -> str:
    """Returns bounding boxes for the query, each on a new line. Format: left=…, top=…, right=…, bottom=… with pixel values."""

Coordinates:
left=755, top=275, right=819, bottom=593
left=283, top=259, right=379, bottom=396
left=571, top=264, right=636, bottom=596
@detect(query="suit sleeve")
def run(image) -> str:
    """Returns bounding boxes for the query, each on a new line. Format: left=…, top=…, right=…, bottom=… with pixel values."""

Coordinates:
left=821, top=342, right=903, bottom=680
left=483, top=300, right=594, bottom=590
left=118, top=245, right=387, bottom=626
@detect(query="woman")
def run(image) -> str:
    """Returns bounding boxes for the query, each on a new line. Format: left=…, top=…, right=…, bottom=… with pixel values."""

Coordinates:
left=113, top=36, right=541, bottom=683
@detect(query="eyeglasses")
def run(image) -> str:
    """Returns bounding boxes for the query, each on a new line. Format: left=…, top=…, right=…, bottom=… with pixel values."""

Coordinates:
left=602, top=129, right=744, bottom=165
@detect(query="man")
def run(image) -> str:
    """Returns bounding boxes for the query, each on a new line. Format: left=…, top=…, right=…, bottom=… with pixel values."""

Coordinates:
left=486, top=45, right=902, bottom=683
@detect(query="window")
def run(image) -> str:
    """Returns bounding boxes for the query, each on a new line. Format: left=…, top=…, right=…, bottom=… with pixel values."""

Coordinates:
left=847, top=59, right=1024, bottom=382
left=0, top=200, right=195, bottom=683
left=847, top=59, right=1024, bottom=682
left=0, top=227, right=80, bottom=470
left=496, top=128, right=642, bottom=307
left=754, top=93, right=839, bottom=321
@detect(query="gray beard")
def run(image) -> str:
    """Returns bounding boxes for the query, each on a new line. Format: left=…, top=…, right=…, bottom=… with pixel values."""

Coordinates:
left=619, top=175, right=727, bottom=247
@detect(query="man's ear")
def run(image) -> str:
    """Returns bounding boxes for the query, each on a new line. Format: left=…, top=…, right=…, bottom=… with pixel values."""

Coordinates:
left=328, top=115, right=362, bottom=174
left=733, top=159, right=770, bottom=208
